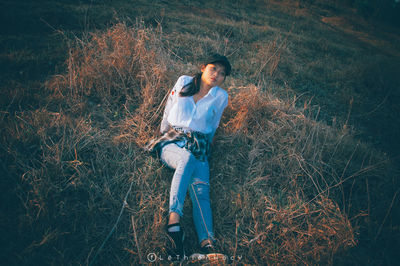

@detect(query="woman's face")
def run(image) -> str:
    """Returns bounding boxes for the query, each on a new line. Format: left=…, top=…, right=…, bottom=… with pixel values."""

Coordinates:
left=200, top=63, right=226, bottom=89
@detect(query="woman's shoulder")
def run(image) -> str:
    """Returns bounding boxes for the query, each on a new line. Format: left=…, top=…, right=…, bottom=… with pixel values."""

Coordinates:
left=177, top=75, right=193, bottom=85
left=172, top=75, right=193, bottom=94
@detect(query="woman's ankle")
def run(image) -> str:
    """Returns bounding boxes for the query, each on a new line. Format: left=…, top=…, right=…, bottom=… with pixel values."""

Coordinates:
left=168, top=212, right=180, bottom=225
left=200, top=239, right=213, bottom=248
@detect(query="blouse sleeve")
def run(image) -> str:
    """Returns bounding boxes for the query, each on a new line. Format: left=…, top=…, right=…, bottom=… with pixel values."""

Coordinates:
left=160, top=76, right=184, bottom=134
left=208, top=90, right=229, bottom=142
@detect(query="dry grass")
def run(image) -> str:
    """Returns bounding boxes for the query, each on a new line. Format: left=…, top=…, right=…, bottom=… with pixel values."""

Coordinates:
left=2, top=20, right=397, bottom=265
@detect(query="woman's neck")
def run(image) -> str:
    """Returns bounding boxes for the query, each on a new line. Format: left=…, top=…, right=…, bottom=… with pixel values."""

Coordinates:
left=199, top=82, right=212, bottom=95
left=193, top=82, right=211, bottom=104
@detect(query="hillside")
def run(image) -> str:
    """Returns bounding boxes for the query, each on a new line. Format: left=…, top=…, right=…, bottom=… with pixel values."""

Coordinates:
left=1, top=0, right=399, bottom=265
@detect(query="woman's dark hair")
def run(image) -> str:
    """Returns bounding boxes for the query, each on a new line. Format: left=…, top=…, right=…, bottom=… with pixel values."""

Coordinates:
left=179, top=54, right=231, bottom=97
left=179, top=72, right=202, bottom=97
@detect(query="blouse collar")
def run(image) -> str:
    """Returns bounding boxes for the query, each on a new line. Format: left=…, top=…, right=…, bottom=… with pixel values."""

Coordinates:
left=208, top=86, right=219, bottom=97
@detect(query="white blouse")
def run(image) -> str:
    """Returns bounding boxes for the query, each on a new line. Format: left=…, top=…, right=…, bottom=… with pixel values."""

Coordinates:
left=160, top=75, right=229, bottom=140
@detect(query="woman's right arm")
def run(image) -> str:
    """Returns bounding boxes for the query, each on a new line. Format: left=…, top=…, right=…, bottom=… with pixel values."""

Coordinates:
left=160, top=76, right=184, bottom=134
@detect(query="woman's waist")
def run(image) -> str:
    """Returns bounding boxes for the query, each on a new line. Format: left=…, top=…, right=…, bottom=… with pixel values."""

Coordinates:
left=167, top=115, right=213, bottom=133
left=172, top=126, right=208, bottom=136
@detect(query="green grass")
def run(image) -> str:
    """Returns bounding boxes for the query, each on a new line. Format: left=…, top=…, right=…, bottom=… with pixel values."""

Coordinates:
left=1, top=0, right=399, bottom=265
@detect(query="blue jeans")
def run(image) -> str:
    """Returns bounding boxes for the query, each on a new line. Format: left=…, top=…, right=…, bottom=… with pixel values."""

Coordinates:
left=160, top=143, right=214, bottom=244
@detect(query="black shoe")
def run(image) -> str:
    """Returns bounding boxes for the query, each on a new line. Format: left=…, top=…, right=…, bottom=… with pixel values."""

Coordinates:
left=200, top=243, right=215, bottom=254
left=166, top=223, right=185, bottom=262
left=190, top=242, right=226, bottom=262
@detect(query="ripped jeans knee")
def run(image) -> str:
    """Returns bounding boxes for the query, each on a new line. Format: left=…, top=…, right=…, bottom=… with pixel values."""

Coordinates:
left=191, top=179, right=210, bottom=201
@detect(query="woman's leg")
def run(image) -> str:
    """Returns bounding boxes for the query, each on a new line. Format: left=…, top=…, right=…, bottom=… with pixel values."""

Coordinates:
left=188, top=159, right=215, bottom=245
left=160, top=143, right=198, bottom=221
left=160, top=143, right=200, bottom=260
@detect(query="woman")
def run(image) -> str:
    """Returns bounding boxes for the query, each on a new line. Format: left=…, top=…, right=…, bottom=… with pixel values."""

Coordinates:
left=147, top=54, right=231, bottom=261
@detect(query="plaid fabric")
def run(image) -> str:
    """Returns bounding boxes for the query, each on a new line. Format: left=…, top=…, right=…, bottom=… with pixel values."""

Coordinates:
left=145, top=127, right=210, bottom=162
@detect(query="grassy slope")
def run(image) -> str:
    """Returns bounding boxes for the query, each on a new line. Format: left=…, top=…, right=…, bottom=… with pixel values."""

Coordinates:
left=1, top=0, right=399, bottom=265
left=1, top=1, right=399, bottom=153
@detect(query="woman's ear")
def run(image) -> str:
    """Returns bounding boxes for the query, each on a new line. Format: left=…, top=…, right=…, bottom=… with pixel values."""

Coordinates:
left=200, top=64, right=207, bottom=72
